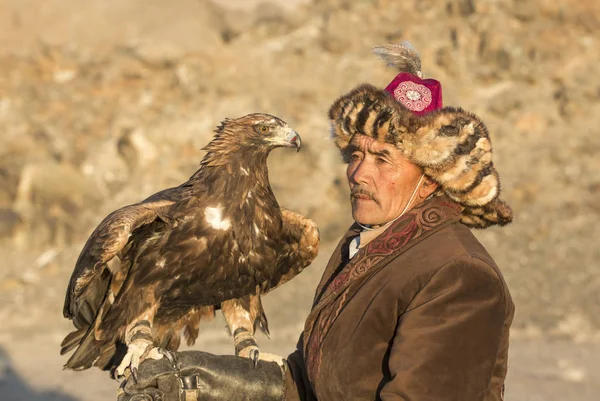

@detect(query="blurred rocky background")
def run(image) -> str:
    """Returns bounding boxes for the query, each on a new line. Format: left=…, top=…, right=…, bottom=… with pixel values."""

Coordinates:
left=0, top=0, right=598, bottom=400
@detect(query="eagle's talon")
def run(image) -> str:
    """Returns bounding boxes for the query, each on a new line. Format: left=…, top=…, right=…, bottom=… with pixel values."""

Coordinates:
left=115, top=338, right=153, bottom=379
left=159, top=348, right=179, bottom=369
left=131, top=367, right=139, bottom=384
left=113, top=367, right=128, bottom=382
left=250, top=349, right=260, bottom=368
left=237, top=344, right=261, bottom=367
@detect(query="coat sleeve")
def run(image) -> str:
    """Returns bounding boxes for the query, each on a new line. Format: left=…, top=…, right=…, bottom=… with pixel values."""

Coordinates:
left=283, top=333, right=317, bottom=401
left=379, top=256, right=510, bottom=401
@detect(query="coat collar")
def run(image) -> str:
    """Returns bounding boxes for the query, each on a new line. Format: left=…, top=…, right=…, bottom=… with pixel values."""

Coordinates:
left=304, top=195, right=461, bottom=382
left=313, top=195, right=461, bottom=307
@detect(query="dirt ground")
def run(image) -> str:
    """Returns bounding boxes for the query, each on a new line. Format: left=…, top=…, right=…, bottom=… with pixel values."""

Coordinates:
left=1, top=0, right=599, bottom=400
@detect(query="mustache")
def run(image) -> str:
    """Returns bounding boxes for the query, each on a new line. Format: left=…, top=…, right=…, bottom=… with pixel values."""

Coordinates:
left=350, top=186, right=380, bottom=205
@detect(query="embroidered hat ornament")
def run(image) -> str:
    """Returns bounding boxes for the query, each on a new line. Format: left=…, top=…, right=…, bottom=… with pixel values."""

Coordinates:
left=384, top=73, right=442, bottom=115
left=329, top=42, right=513, bottom=229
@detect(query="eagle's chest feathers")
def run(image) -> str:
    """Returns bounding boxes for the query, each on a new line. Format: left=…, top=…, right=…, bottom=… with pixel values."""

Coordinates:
left=204, top=205, right=232, bottom=231
left=140, top=151, right=288, bottom=306
left=198, top=200, right=280, bottom=246
left=174, top=168, right=283, bottom=273
left=151, top=196, right=281, bottom=305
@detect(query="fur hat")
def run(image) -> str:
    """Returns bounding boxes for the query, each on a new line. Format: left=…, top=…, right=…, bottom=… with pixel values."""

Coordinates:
left=329, top=43, right=512, bottom=229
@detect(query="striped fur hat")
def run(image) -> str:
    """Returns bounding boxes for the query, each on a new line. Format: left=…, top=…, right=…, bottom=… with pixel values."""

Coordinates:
left=329, top=43, right=512, bottom=228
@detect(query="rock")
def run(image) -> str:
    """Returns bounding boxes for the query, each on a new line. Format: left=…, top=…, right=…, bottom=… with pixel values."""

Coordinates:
left=12, top=162, right=103, bottom=247
left=509, top=0, right=538, bottom=22
left=513, top=112, right=549, bottom=133
left=53, top=68, right=77, bottom=83
left=481, top=82, right=521, bottom=116
left=129, top=41, right=185, bottom=68
left=14, top=163, right=101, bottom=213
left=0, top=208, right=22, bottom=240
left=117, top=127, right=158, bottom=172
left=81, top=137, right=130, bottom=196
left=35, top=249, right=59, bottom=269
left=0, top=166, right=20, bottom=208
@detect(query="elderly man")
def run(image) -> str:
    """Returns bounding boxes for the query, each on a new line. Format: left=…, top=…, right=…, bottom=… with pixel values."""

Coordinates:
left=119, top=43, right=515, bottom=401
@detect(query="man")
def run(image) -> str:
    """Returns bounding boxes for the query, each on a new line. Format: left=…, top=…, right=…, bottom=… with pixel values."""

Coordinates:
left=119, top=43, right=515, bottom=401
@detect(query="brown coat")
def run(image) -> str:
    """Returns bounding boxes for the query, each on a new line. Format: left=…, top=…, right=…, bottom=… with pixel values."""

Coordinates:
left=284, top=197, right=514, bottom=401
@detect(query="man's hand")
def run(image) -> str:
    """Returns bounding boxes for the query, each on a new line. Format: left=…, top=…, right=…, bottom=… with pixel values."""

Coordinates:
left=117, top=350, right=286, bottom=401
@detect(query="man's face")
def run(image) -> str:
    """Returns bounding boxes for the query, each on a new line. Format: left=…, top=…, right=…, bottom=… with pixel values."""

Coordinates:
left=346, top=135, right=424, bottom=226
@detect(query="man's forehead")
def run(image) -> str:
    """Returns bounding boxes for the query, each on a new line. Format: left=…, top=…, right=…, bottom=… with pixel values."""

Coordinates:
left=349, top=135, right=398, bottom=154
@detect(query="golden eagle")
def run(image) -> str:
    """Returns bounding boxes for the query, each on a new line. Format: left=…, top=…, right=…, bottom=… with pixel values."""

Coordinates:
left=60, top=114, right=319, bottom=378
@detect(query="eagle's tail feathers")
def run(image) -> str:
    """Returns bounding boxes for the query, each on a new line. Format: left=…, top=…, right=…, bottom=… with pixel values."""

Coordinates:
left=95, top=342, right=124, bottom=372
left=63, top=325, right=104, bottom=371
left=167, top=331, right=182, bottom=350
left=63, top=324, right=119, bottom=371
left=60, top=328, right=86, bottom=355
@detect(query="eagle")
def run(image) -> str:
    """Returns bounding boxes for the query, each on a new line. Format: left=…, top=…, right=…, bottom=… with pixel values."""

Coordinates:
left=60, top=113, right=320, bottom=379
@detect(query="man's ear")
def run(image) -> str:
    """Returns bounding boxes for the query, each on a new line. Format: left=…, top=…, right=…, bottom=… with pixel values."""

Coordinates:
left=419, top=177, right=438, bottom=199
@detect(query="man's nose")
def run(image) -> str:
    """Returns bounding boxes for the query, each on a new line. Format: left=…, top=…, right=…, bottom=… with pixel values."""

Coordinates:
left=350, top=159, right=372, bottom=185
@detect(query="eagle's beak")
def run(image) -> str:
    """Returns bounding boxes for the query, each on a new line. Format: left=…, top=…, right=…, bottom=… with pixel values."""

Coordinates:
left=286, top=130, right=301, bottom=152
left=269, top=127, right=301, bottom=152
left=272, top=128, right=302, bottom=151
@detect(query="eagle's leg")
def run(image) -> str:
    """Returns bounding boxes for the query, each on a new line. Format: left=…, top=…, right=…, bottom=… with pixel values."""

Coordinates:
left=221, top=296, right=286, bottom=367
left=116, top=319, right=162, bottom=380
left=221, top=299, right=261, bottom=365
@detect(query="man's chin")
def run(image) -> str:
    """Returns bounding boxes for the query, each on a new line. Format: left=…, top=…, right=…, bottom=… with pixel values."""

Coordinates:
left=351, top=206, right=382, bottom=227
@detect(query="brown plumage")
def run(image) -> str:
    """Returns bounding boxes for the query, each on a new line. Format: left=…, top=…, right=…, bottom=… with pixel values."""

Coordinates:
left=329, top=84, right=512, bottom=228
left=61, top=113, right=319, bottom=375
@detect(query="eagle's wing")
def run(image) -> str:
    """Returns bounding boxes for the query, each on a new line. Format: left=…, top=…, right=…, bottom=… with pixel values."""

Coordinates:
left=63, top=198, right=175, bottom=326
left=262, top=208, right=319, bottom=292
left=218, top=210, right=318, bottom=364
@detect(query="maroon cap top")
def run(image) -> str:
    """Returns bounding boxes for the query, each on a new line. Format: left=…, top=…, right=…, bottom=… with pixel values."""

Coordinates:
left=384, top=72, right=443, bottom=116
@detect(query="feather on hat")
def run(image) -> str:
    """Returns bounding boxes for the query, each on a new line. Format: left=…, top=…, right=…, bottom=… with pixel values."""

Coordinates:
left=329, top=43, right=512, bottom=229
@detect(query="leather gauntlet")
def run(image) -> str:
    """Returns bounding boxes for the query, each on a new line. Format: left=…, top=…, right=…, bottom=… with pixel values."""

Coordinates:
left=117, top=351, right=286, bottom=401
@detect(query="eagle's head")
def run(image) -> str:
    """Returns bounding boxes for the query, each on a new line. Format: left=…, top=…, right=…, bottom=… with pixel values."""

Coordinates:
left=217, top=113, right=301, bottom=152
left=199, top=113, right=301, bottom=171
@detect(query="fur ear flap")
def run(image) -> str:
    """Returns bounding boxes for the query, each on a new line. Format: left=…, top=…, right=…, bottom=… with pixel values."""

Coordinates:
left=402, top=106, right=511, bottom=227
left=406, top=107, right=499, bottom=207
left=407, top=107, right=489, bottom=169
left=460, top=198, right=513, bottom=229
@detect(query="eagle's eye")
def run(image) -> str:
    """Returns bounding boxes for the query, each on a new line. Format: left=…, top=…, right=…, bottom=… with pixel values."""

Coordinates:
left=257, top=125, right=270, bottom=134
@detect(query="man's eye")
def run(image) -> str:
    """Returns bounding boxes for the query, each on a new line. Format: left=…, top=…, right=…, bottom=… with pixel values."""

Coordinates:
left=376, top=157, right=387, bottom=164
left=350, top=153, right=361, bottom=161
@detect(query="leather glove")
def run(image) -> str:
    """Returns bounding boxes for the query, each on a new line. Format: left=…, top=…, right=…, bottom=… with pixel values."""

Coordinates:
left=117, top=351, right=286, bottom=401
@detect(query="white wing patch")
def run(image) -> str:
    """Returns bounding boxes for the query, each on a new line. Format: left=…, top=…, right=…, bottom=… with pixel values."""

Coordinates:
left=204, top=205, right=231, bottom=230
